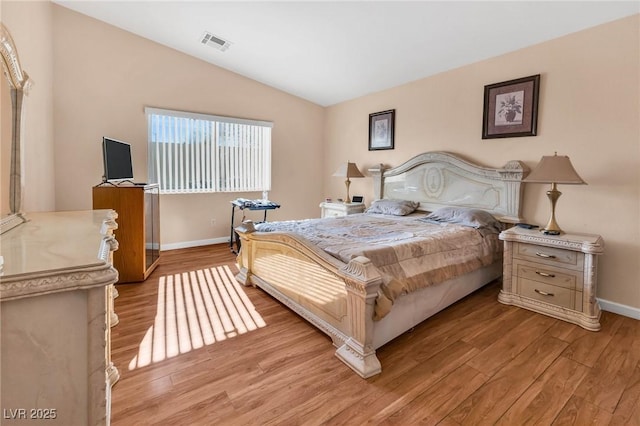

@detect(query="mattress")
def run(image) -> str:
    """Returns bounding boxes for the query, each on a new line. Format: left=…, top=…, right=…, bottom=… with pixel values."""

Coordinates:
left=256, top=213, right=502, bottom=318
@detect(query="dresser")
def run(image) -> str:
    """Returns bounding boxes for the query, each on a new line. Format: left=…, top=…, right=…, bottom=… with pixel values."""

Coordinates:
left=319, top=201, right=366, bottom=218
left=0, top=210, right=119, bottom=425
left=93, top=184, right=160, bottom=283
left=498, top=226, right=604, bottom=331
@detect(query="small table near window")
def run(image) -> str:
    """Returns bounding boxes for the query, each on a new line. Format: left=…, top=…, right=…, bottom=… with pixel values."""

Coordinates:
left=230, top=199, right=280, bottom=254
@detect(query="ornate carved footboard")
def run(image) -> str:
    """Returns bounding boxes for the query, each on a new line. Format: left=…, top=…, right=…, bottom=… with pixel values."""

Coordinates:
left=236, top=220, right=385, bottom=377
left=235, top=151, right=528, bottom=378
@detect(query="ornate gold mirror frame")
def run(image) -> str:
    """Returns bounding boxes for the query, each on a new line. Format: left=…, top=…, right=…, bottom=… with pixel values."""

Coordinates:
left=1, top=23, right=32, bottom=234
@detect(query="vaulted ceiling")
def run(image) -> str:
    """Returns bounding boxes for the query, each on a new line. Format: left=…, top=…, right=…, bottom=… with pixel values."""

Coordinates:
left=54, top=1, right=639, bottom=106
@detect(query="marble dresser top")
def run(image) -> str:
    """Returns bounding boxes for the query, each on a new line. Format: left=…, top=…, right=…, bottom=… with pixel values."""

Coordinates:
left=0, top=210, right=118, bottom=301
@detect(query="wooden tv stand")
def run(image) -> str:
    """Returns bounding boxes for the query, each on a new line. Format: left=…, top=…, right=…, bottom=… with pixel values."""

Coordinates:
left=93, top=183, right=160, bottom=283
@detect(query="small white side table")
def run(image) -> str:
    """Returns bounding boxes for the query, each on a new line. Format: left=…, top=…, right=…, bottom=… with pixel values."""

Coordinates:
left=319, top=202, right=365, bottom=218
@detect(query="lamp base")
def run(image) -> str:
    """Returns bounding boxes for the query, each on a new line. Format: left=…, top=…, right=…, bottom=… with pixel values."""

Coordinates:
left=541, top=183, right=563, bottom=234
left=344, top=178, right=351, bottom=203
left=541, top=217, right=563, bottom=234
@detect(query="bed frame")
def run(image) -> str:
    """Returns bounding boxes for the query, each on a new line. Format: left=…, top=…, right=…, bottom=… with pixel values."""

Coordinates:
left=235, top=151, right=528, bottom=378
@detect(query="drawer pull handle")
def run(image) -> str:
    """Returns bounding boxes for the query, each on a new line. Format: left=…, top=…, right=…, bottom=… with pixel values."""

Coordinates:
left=534, top=289, right=555, bottom=297
left=535, top=252, right=556, bottom=259
left=535, top=271, right=556, bottom=278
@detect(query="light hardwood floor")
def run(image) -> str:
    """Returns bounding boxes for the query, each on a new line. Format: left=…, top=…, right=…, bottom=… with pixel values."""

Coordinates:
left=110, top=245, right=640, bottom=425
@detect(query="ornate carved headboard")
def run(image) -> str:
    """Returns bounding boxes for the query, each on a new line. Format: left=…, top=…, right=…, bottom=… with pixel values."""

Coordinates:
left=369, top=151, right=528, bottom=223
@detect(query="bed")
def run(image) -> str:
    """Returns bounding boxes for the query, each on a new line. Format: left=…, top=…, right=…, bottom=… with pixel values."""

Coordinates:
left=235, top=151, right=528, bottom=378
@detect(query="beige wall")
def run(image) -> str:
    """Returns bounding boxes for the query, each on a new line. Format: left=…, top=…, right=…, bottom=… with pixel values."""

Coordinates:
left=51, top=5, right=324, bottom=246
left=1, top=0, right=56, bottom=213
left=325, top=15, right=640, bottom=311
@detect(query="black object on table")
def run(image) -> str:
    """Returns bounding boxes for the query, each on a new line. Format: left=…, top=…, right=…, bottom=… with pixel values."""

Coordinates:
left=516, top=223, right=539, bottom=229
left=230, top=199, right=280, bottom=254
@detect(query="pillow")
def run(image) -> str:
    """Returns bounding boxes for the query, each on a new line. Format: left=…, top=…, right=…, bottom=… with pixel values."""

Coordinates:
left=424, top=207, right=503, bottom=233
left=365, top=199, right=420, bottom=216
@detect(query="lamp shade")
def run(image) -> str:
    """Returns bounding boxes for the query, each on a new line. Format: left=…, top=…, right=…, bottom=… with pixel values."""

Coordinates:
left=333, top=162, right=364, bottom=178
left=524, top=153, right=586, bottom=185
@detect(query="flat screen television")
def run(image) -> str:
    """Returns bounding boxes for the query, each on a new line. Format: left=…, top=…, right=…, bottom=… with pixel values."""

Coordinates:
left=102, top=137, right=134, bottom=182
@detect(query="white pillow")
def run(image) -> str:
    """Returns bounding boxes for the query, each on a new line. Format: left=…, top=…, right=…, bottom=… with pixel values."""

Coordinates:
left=365, top=199, right=420, bottom=216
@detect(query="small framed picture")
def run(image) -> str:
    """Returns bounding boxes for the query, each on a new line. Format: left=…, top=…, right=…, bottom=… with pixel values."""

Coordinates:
left=352, top=196, right=364, bottom=203
left=369, top=109, right=395, bottom=150
left=482, top=74, right=540, bottom=139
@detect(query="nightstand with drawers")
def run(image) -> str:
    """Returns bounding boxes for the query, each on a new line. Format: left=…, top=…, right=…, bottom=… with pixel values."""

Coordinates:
left=498, top=226, right=604, bottom=331
left=319, top=201, right=366, bottom=218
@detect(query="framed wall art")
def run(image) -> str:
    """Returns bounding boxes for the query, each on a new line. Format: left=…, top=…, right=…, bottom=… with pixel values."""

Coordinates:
left=368, top=109, right=395, bottom=150
left=482, top=74, right=540, bottom=139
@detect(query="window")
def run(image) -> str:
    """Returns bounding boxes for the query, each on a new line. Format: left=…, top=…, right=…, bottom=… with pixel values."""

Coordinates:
left=146, top=107, right=272, bottom=194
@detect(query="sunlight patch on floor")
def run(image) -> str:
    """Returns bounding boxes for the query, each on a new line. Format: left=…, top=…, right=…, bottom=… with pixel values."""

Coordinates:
left=128, top=265, right=266, bottom=370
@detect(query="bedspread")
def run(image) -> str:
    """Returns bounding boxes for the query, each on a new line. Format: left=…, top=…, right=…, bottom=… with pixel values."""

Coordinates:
left=256, top=213, right=502, bottom=319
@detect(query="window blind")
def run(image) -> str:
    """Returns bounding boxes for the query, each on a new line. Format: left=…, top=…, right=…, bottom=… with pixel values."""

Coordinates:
left=146, top=107, right=272, bottom=194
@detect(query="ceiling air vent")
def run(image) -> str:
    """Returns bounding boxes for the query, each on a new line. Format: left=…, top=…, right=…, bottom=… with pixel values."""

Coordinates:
left=200, top=32, right=232, bottom=52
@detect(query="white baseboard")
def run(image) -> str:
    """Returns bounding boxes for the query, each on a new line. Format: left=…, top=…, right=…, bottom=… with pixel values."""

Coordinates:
left=161, top=237, right=230, bottom=251
left=597, top=298, right=640, bottom=320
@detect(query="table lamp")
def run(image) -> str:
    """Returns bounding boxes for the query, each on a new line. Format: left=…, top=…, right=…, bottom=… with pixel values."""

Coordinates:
left=333, top=162, right=364, bottom=203
left=523, top=152, right=586, bottom=234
